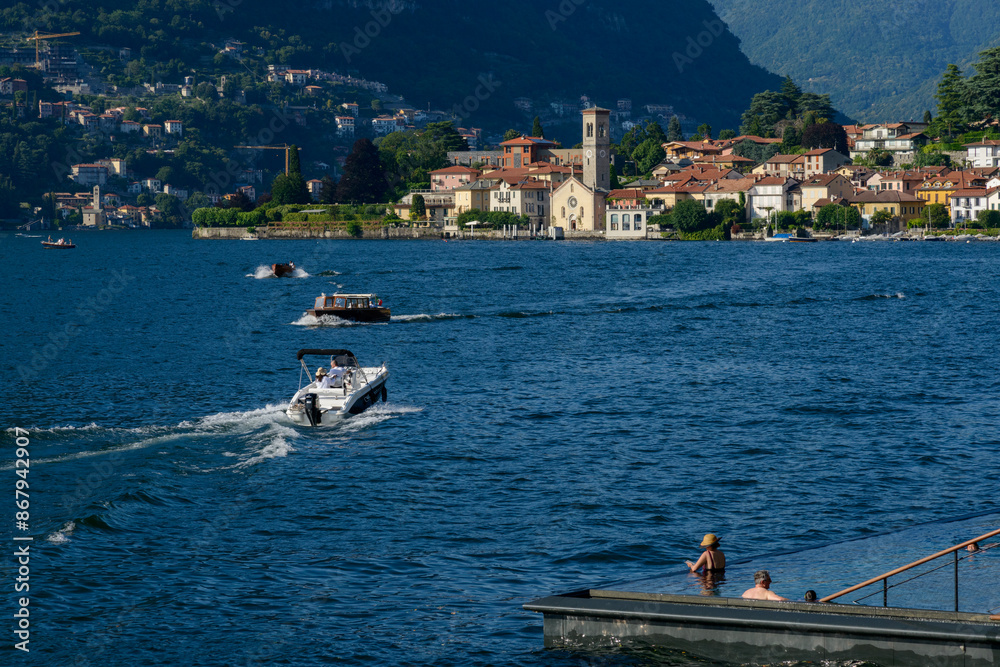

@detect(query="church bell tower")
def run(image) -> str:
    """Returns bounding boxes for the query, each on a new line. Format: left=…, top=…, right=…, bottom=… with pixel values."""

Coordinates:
left=582, top=107, right=611, bottom=191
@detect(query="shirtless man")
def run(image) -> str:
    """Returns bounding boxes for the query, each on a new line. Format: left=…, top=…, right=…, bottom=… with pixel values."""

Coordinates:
left=742, top=570, right=788, bottom=601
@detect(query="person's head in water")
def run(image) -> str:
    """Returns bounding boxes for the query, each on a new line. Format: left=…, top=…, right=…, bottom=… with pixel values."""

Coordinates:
left=804, top=590, right=817, bottom=602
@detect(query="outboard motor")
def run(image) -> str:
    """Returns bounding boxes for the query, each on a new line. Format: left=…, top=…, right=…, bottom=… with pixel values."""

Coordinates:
left=302, top=393, right=320, bottom=427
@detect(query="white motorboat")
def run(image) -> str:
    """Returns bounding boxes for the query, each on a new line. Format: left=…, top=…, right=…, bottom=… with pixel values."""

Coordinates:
left=285, top=348, right=389, bottom=426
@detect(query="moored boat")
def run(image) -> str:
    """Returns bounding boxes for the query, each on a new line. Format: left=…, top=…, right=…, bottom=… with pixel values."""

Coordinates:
left=307, top=293, right=390, bottom=323
left=286, top=348, right=389, bottom=425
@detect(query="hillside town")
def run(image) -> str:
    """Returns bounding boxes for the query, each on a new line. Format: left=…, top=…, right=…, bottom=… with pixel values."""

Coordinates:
left=5, top=36, right=1000, bottom=238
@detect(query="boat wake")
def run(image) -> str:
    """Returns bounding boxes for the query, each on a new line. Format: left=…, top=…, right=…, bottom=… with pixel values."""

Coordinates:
left=249, top=265, right=277, bottom=279
left=315, top=270, right=342, bottom=277
left=391, top=313, right=474, bottom=323
left=336, top=403, right=424, bottom=432
left=290, top=313, right=361, bottom=327
left=857, top=292, right=906, bottom=300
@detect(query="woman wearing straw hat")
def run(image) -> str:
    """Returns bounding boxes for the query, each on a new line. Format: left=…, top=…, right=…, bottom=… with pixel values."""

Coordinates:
left=686, top=533, right=726, bottom=574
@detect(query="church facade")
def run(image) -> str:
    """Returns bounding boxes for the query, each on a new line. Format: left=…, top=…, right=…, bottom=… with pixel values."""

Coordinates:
left=550, top=107, right=610, bottom=231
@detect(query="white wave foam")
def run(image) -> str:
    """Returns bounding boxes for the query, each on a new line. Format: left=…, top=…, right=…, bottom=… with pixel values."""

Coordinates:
left=6, top=422, right=101, bottom=434
left=338, top=403, right=423, bottom=431
left=249, top=265, right=276, bottom=279
left=235, top=434, right=294, bottom=468
left=291, top=268, right=310, bottom=278
left=47, top=521, right=76, bottom=544
left=391, top=313, right=463, bottom=323
left=290, top=313, right=356, bottom=327
left=195, top=403, right=288, bottom=430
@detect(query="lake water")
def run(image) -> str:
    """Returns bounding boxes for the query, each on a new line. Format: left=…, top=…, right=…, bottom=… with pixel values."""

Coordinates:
left=3, top=231, right=999, bottom=665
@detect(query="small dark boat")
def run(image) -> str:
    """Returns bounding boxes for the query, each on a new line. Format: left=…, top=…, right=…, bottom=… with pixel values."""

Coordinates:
left=271, top=262, right=295, bottom=277
left=308, top=293, right=390, bottom=323
left=41, top=236, right=75, bottom=249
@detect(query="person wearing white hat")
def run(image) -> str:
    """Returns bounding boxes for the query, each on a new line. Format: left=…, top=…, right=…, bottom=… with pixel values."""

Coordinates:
left=316, top=367, right=334, bottom=389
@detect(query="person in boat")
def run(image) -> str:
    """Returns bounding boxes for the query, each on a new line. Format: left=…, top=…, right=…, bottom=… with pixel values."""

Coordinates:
left=742, top=570, right=788, bottom=601
left=316, top=367, right=334, bottom=389
left=686, top=533, right=725, bottom=574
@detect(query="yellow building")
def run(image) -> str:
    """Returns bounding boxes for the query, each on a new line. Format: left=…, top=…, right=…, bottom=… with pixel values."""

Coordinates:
left=850, top=190, right=925, bottom=223
left=915, top=172, right=986, bottom=213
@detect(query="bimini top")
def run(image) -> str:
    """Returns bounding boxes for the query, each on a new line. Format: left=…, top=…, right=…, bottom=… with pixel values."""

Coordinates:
left=296, top=349, right=354, bottom=360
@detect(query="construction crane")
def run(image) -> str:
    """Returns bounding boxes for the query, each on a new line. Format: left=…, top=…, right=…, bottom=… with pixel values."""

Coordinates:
left=25, top=31, right=80, bottom=69
left=234, top=144, right=294, bottom=175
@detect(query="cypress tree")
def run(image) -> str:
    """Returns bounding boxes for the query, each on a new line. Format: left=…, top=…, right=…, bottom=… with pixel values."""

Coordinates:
left=336, top=138, right=386, bottom=204
left=531, top=116, right=545, bottom=138
left=667, top=115, right=683, bottom=141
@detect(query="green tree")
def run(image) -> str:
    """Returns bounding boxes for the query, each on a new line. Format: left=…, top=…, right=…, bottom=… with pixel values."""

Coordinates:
left=976, top=209, right=1000, bottom=228
left=503, top=129, right=521, bottom=141
left=671, top=199, right=710, bottom=232
left=155, top=166, right=175, bottom=183
left=153, top=193, right=185, bottom=227
left=632, top=137, right=666, bottom=174
left=337, top=138, right=386, bottom=204
left=780, top=75, right=802, bottom=114
left=185, top=191, right=210, bottom=211
left=288, top=144, right=302, bottom=175
left=609, top=163, right=621, bottom=189
left=319, top=175, right=337, bottom=204
left=870, top=209, right=894, bottom=226
left=137, top=192, right=153, bottom=206
left=925, top=203, right=950, bottom=228
left=667, top=115, right=683, bottom=141
left=714, top=198, right=743, bottom=225
left=863, top=148, right=894, bottom=167
left=781, top=125, right=801, bottom=151
left=739, top=90, right=789, bottom=137
left=717, top=129, right=736, bottom=140
left=732, top=138, right=781, bottom=165
left=696, top=123, right=712, bottom=140
left=923, top=109, right=933, bottom=124
left=531, top=116, right=545, bottom=138
left=935, top=64, right=966, bottom=137
left=410, top=193, right=426, bottom=220
left=643, top=120, right=667, bottom=146
left=801, top=122, right=849, bottom=155
left=816, top=203, right=860, bottom=230
left=797, top=92, right=835, bottom=122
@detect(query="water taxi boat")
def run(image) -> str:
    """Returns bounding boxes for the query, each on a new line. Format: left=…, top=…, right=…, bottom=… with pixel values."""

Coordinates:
left=41, top=236, right=76, bottom=249
left=307, top=293, right=390, bottom=323
left=286, top=349, right=389, bottom=425
left=271, top=262, right=295, bottom=277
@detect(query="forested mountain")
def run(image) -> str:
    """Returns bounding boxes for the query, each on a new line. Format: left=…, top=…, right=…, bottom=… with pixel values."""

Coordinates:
left=709, top=0, right=1000, bottom=122
left=2, top=0, right=782, bottom=130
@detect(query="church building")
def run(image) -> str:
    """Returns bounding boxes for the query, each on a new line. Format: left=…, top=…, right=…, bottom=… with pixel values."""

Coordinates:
left=550, top=107, right=611, bottom=231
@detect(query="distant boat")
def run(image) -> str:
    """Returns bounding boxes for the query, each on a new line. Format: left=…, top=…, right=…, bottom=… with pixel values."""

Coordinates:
left=308, top=293, right=390, bottom=323
left=271, top=262, right=295, bottom=277
left=41, top=236, right=75, bottom=249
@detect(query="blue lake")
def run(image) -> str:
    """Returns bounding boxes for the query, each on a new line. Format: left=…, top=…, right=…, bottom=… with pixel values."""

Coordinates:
left=2, top=231, right=999, bottom=665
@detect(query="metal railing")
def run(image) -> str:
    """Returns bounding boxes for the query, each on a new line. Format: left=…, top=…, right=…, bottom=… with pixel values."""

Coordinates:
left=820, top=528, right=1000, bottom=609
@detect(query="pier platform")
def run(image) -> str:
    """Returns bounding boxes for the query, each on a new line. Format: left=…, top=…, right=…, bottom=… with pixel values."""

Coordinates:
left=526, top=589, right=1000, bottom=666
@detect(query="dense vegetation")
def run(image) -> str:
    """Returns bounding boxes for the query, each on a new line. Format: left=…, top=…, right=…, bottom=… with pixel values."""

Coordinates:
left=2, top=0, right=782, bottom=131
left=710, top=0, right=1000, bottom=121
